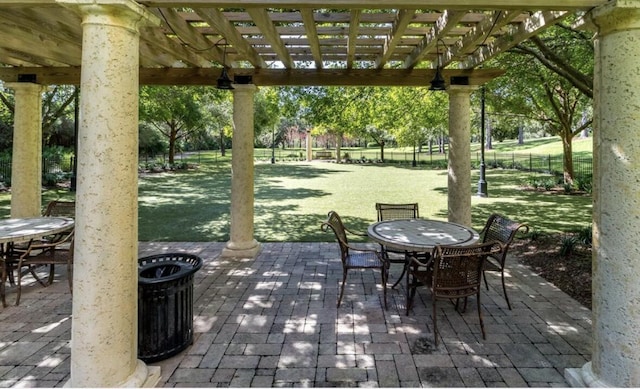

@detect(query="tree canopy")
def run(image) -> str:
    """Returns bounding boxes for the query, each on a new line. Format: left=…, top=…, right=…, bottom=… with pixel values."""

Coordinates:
left=487, top=20, right=593, bottom=182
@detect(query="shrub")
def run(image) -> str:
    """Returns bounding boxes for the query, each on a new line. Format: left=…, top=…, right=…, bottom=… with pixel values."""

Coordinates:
left=542, top=178, right=555, bottom=191
left=526, top=228, right=544, bottom=241
left=577, top=224, right=593, bottom=248
left=575, top=175, right=593, bottom=193
left=42, top=171, right=67, bottom=187
left=559, top=235, right=578, bottom=257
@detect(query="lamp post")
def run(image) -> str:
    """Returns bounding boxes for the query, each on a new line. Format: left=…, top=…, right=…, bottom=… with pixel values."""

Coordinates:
left=412, top=143, right=417, bottom=167
left=477, top=86, right=488, bottom=197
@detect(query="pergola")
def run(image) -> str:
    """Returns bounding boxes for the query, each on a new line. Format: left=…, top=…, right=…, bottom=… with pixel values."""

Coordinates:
left=0, top=0, right=638, bottom=387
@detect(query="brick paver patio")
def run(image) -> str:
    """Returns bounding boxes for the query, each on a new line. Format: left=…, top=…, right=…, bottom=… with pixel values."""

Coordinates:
left=0, top=242, right=592, bottom=387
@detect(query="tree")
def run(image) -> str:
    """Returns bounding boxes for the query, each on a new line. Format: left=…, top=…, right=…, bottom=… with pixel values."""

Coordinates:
left=254, top=88, right=282, bottom=147
left=200, top=91, right=232, bottom=156
left=387, top=87, right=448, bottom=152
left=293, top=86, right=366, bottom=162
left=139, top=86, right=214, bottom=164
left=489, top=21, right=593, bottom=183
left=0, top=84, right=78, bottom=150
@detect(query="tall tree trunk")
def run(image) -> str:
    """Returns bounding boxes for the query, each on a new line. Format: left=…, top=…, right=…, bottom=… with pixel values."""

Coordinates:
left=168, top=129, right=177, bottom=164
left=335, top=134, right=343, bottom=163
left=562, top=134, right=574, bottom=184
left=518, top=126, right=525, bottom=145
left=219, top=129, right=226, bottom=156
left=380, top=139, right=385, bottom=161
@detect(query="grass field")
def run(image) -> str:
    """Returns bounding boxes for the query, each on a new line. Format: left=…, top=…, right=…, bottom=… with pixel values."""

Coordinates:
left=135, top=158, right=591, bottom=242
left=0, top=136, right=593, bottom=242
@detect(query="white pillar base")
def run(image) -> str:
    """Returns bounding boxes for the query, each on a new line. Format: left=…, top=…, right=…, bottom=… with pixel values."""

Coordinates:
left=65, top=360, right=161, bottom=388
left=565, top=362, right=611, bottom=388
left=221, top=239, right=261, bottom=259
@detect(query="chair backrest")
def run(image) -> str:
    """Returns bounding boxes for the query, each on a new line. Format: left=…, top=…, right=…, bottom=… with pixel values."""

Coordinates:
left=480, top=213, right=529, bottom=264
left=376, top=202, right=419, bottom=222
left=43, top=200, right=76, bottom=218
left=321, top=211, right=349, bottom=259
left=431, top=241, right=502, bottom=298
left=21, top=228, right=75, bottom=260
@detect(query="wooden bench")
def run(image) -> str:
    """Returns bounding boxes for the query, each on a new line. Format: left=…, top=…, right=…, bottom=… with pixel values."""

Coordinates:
left=315, top=151, right=333, bottom=159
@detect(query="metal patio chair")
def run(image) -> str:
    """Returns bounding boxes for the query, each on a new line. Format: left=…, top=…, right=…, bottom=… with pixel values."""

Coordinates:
left=14, top=228, right=75, bottom=305
left=479, top=213, right=529, bottom=310
left=321, top=210, right=389, bottom=309
left=406, top=241, right=502, bottom=346
left=375, top=202, right=420, bottom=288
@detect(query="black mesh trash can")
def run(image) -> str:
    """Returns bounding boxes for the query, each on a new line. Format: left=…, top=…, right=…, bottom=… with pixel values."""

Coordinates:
left=137, top=253, right=202, bottom=363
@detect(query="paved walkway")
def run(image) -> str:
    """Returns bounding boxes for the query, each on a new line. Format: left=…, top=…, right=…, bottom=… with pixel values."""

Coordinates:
left=1, top=242, right=592, bottom=387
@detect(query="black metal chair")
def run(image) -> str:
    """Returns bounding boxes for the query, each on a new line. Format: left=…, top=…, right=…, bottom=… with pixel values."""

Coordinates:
left=14, top=228, right=75, bottom=305
left=375, top=202, right=420, bottom=288
left=321, top=211, right=389, bottom=309
left=479, top=213, right=529, bottom=310
left=406, top=241, right=502, bottom=346
left=42, top=200, right=76, bottom=243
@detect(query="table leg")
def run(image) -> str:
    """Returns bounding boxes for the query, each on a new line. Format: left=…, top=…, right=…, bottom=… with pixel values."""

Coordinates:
left=391, top=251, right=409, bottom=289
left=405, top=251, right=431, bottom=315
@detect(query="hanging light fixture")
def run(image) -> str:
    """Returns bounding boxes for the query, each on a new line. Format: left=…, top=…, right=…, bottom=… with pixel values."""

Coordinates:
left=217, top=42, right=234, bottom=90
left=429, top=39, right=446, bottom=91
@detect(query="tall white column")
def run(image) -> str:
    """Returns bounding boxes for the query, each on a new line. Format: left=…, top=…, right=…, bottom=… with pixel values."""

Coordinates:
left=306, top=130, right=312, bottom=161
left=221, top=83, right=261, bottom=258
left=566, top=2, right=640, bottom=387
left=58, top=1, right=160, bottom=387
left=447, top=86, right=477, bottom=226
left=6, top=82, right=45, bottom=218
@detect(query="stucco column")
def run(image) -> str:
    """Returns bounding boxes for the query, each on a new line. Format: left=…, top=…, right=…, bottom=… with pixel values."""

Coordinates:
left=7, top=82, right=45, bottom=218
left=221, top=83, right=261, bottom=258
left=566, top=2, right=640, bottom=387
left=447, top=85, right=477, bottom=226
left=306, top=130, right=312, bottom=162
left=58, top=1, right=160, bottom=387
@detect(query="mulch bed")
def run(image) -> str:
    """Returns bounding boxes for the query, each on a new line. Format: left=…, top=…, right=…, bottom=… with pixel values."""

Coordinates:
left=510, top=234, right=592, bottom=309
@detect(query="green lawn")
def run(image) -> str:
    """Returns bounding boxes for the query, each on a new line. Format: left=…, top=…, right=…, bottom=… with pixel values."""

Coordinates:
left=136, top=157, right=590, bottom=242
left=0, top=136, right=593, bottom=242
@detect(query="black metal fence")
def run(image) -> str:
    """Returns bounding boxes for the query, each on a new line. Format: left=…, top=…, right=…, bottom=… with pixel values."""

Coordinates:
left=479, top=152, right=593, bottom=179
left=0, top=150, right=593, bottom=185
left=255, top=148, right=593, bottom=179
left=0, top=156, right=73, bottom=185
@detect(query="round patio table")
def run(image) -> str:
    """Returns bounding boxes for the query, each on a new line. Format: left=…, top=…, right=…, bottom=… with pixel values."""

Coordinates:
left=0, top=217, right=74, bottom=307
left=367, top=218, right=479, bottom=253
left=0, top=217, right=74, bottom=244
left=367, top=218, right=480, bottom=297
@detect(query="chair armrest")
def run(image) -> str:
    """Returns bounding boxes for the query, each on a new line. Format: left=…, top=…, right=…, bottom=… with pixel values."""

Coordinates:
left=20, top=241, right=58, bottom=257
left=344, top=225, right=368, bottom=238
left=344, top=241, right=381, bottom=255
left=20, top=230, right=74, bottom=258
left=408, top=255, right=432, bottom=269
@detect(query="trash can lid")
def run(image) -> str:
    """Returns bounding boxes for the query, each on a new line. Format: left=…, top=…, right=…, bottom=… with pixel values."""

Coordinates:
left=138, top=253, right=202, bottom=284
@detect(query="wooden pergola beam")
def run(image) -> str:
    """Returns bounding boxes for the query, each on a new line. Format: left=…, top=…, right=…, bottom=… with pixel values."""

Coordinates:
left=134, top=0, right=605, bottom=9
left=246, top=8, right=294, bottom=68
left=0, top=67, right=505, bottom=86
